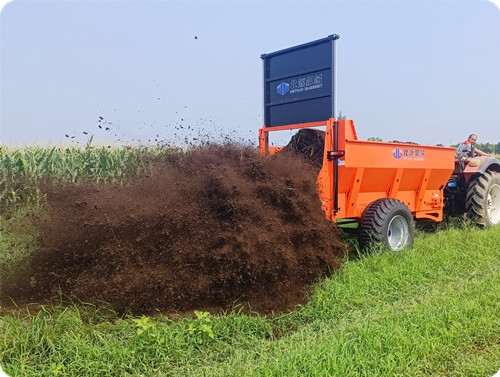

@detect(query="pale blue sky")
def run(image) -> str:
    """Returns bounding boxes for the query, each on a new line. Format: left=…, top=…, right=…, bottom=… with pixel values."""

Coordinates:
left=1, top=0, right=499, bottom=147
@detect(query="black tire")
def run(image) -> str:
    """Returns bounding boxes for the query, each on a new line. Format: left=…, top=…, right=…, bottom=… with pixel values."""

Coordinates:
left=358, top=198, right=414, bottom=251
left=465, top=170, right=500, bottom=226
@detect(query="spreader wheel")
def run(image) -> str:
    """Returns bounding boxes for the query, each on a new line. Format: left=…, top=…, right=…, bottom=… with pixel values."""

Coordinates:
left=358, top=198, right=414, bottom=252
left=466, top=170, right=500, bottom=226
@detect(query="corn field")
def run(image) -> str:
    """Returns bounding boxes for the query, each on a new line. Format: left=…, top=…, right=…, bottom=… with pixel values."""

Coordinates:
left=0, top=140, right=180, bottom=206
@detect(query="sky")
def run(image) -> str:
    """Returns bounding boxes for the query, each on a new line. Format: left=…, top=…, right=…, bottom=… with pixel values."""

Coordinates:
left=0, top=0, right=499, bottom=148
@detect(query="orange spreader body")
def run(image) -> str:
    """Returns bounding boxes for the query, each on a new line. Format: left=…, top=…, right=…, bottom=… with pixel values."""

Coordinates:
left=259, top=118, right=456, bottom=223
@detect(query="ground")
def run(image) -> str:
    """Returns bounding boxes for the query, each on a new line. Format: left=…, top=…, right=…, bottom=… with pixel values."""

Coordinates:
left=2, top=144, right=347, bottom=315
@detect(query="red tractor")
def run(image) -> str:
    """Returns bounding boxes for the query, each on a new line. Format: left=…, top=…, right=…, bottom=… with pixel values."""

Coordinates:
left=444, top=155, right=500, bottom=227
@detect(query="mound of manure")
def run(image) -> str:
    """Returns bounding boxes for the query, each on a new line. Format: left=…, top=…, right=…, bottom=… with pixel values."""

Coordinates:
left=2, top=144, right=345, bottom=315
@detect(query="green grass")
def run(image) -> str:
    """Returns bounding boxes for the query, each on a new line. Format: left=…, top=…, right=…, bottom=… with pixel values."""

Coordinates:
left=0, top=206, right=46, bottom=278
left=1, top=218, right=499, bottom=376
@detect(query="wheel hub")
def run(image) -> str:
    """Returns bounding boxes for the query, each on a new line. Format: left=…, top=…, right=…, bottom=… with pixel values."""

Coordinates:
left=387, top=215, right=409, bottom=251
left=487, top=183, right=500, bottom=225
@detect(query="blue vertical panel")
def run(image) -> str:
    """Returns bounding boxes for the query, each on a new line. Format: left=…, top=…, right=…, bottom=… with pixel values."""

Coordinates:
left=261, top=35, right=338, bottom=127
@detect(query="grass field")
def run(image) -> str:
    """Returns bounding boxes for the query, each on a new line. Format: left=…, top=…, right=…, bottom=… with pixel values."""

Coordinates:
left=1, top=144, right=500, bottom=376
left=1, top=222, right=499, bottom=377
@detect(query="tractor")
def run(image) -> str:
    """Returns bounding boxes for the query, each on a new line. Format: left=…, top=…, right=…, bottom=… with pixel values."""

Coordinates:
left=444, top=155, right=500, bottom=227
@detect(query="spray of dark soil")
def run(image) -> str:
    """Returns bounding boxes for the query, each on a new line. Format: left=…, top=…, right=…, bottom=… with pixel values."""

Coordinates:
left=2, top=144, right=346, bottom=315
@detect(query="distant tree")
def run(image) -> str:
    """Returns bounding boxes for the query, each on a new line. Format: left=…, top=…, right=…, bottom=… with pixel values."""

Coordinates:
left=367, top=136, right=383, bottom=142
left=476, top=142, right=494, bottom=154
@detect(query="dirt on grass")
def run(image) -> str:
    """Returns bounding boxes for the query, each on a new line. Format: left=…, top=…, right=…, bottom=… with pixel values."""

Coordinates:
left=2, top=144, right=346, bottom=315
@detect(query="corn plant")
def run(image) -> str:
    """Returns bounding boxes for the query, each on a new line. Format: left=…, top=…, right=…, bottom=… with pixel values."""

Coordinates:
left=0, top=140, right=183, bottom=206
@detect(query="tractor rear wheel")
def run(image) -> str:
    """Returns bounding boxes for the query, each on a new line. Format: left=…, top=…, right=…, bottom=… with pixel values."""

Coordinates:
left=465, top=170, right=500, bottom=226
left=358, top=198, right=414, bottom=252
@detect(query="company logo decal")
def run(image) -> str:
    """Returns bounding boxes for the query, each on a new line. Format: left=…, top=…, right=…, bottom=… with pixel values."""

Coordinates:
left=393, top=148, right=402, bottom=159
left=276, top=82, right=290, bottom=95
left=393, top=147, right=425, bottom=161
left=276, top=73, right=324, bottom=96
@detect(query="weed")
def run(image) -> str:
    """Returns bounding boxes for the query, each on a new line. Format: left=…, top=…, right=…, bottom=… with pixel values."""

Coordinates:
left=132, top=315, right=156, bottom=336
left=187, top=310, right=215, bottom=345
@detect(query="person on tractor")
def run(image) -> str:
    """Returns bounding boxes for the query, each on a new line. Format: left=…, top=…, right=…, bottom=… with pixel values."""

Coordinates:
left=456, top=134, right=491, bottom=158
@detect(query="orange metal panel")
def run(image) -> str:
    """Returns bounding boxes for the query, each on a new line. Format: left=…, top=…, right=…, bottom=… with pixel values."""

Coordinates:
left=260, top=118, right=456, bottom=224
left=317, top=120, right=456, bottom=222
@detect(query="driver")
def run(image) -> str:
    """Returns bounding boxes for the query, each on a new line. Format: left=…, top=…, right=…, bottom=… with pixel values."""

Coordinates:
left=456, top=134, right=490, bottom=158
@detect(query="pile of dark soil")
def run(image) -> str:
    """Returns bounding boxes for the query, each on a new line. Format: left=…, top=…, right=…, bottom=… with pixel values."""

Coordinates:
left=2, top=144, right=346, bottom=315
left=283, top=129, right=325, bottom=167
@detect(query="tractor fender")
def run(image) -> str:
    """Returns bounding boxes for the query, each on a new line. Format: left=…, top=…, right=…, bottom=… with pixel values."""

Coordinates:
left=460, top=156, right=500, bottom=185
left=464, top=156, right=500, bottom=175
left=477, top=156, right=500, bottom=174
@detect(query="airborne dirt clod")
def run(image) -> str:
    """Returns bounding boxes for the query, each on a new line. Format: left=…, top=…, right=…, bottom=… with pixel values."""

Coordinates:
left=2, top=144, right=346, bottom=315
